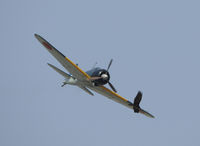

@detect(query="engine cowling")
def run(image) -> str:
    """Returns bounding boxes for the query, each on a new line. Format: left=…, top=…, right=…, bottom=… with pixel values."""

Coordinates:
left=91, top=69, right=110, bottom=86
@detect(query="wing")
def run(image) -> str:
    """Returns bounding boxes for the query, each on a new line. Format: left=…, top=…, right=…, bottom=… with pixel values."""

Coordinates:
left=88, top=86, right=133, bottom=109
left=35, top=34, right=90, bottom=81
left=88, top=86, right=155, bottom=118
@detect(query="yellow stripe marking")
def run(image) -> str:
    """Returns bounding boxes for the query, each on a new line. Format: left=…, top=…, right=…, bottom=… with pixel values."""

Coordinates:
left=101, top=86, right=128, bottom=102
left=65, top=57, right=91, bottom=79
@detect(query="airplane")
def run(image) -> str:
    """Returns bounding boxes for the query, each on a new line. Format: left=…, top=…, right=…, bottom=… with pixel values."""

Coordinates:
left=34, top=34, right=155, bottom=118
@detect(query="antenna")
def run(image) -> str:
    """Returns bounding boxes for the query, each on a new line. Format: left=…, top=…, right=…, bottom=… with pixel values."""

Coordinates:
left=92, top=62, right=98, bottom=69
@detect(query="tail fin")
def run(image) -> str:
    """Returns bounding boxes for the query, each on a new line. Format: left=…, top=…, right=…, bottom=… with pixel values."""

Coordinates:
left=133, top=91, right=155, bottom=118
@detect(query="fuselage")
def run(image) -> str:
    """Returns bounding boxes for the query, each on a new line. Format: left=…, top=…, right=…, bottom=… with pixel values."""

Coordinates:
left=64, top=67, right=110, bottom=87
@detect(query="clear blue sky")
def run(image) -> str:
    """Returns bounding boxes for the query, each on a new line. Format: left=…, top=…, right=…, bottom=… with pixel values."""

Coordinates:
left=1, top=0, right=200, bottom=146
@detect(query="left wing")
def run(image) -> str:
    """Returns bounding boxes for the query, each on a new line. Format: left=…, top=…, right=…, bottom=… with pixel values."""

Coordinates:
left=35, top=34, right=90, bottom=81
left=88, top=86, right=154, bottom=118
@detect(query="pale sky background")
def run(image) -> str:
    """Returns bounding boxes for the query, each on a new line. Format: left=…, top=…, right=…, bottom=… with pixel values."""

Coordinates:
left=0, top=0, right=200, bottom=146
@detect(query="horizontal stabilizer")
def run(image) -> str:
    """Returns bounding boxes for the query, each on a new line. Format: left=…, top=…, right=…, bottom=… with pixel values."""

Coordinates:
left=47, top=63, right=71, bottom=79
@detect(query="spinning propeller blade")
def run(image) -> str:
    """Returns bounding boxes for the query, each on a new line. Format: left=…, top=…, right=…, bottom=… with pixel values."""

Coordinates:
left=107, top=59, right=113, bottom=71
left=89, top=76, right=102, bottom=81
left=107, top=59, right=117, bottom=92
left=108, top=82, right=117, bottom=93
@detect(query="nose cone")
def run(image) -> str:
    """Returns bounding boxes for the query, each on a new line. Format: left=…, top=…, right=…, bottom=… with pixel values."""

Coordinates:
left=101, top=74, right=108, bottom=80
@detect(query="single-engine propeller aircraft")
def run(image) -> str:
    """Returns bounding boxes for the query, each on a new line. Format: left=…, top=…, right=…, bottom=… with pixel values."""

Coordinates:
left=35, top=34, right=154, bottom=118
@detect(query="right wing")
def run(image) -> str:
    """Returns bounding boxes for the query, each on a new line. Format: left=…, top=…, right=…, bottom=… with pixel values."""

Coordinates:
left=35, top=34, right=91, bottom=81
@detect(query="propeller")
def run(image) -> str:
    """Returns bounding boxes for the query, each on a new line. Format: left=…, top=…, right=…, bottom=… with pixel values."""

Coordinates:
left=89, top=76, right=102, bottom=81
left=108, top=82, right=117, bottom=93
left=89, top=59, right=117, bottom=93
left=107, top=59, right=113, bottom=71
left=107, top=59, right=117, bottom=93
